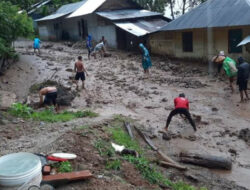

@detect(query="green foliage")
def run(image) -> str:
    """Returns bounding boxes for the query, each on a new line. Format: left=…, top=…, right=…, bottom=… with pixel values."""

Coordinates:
left=106, top=159, right=121, bottom=170
left=9, top=103, right=98, bottom=122
left=54, top=161, right=73, bottom=173
left=3, top=0, right=38, bottom=11
left=0, top=1, right=33, bottom=59
left=133, top=0, right=168, bottom=13
left=94, top=139, right=115, bottom=157
left=9, top=103, right=34, bottom=118
left=110, top=127, right=140, bottom=152
left=52, top=0, right=81, bottom=9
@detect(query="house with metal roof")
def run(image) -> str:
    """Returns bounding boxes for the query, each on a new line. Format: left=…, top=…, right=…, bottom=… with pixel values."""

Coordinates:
left=148, top=0, right=250, bottom=61
left=36, top=0, right=170, bottom=50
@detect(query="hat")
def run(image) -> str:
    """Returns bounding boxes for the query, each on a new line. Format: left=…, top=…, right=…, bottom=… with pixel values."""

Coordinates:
left=219, top=51, right=225, bottom=56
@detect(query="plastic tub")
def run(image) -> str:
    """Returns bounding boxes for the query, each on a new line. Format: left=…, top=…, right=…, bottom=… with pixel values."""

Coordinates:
left=0, top=152, right=42, bottom=187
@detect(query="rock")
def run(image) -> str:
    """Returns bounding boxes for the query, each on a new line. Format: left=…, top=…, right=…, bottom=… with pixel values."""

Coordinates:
left=185, top=135, right=196, bottom=141
left=161, top=98, right=168, bottom=102
left=43, top=44, right=53, bottom=49
left=238, top=128, right=250, bottom=144
left=162, top=132, right=172, bottom=141
left=212, top=107, right=218, bottom=112
left=228, top=148, right=237, bottom=155
left=66, top=68, right=73, bottom=72
left=57, top=47, right=64, bottom=51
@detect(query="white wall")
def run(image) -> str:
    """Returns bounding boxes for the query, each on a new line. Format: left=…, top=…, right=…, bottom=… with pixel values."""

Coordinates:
left=84, top=14, right=117, bottom=48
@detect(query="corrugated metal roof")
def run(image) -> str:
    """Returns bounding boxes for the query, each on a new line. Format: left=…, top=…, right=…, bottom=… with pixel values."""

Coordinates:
left=36, top=0, right=86, bottom=21
left=115, top=18, right=168, bottom=36
left=237, top=35, right=250, bottom=46
left=161, top=0, right=250, bottom=31
left=67, top=0, right=106, bottom=18
left=96, top=9, right=161, bottom=20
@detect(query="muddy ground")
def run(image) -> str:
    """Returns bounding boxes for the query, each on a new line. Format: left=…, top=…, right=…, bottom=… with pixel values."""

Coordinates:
left=0, top=40, right=250, bottom=189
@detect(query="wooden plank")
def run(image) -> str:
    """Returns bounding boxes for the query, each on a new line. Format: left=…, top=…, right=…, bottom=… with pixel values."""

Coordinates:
left=42, top=170, right=93, bottom=182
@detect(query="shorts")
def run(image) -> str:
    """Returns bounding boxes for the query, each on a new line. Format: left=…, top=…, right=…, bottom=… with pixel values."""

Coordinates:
left=75, top=72, right=85, bottom=81
left=239, top=80, right=248, bottom=91
left=44, top=92, right=57, bottom=106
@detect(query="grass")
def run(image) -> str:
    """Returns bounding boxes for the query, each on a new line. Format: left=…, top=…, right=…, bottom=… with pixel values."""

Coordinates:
left=53, top=161, right=73, bottom=173
left=106, top=159, right=121, bottom=170
left=9, top=103, right=98, bottom=122
left=94, top=117, right=207, bottom=190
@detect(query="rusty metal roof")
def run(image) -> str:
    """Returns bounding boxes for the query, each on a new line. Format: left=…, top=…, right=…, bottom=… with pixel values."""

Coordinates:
left=96, top=9, right=162, bottom=21
left=161, top=0, right=250, bottom=31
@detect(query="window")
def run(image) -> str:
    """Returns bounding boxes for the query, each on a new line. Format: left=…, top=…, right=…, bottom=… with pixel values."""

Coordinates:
left=228, top=29, right=242, bottom=53
left=182, top=32, right=193, bottom=52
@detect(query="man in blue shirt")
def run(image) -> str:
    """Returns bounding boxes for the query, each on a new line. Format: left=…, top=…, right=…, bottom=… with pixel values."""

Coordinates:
left=33, top=37, right=41, bottom=54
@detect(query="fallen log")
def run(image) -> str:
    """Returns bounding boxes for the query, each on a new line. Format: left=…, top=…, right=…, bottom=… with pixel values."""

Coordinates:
left=180, top=152, right=232, bottom=170
left=158, top=150, right=187, bottom=170
left=159, top=161, right=186, bottom=170
left=134, top=126, right=158, bottom=151
left=124, top=122, right=134, bottom=139
left=134, top=126, right=187, bottom=170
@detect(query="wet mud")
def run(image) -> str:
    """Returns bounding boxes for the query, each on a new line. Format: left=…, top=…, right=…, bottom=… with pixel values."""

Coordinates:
left=0, top=40, right=250, bottom=189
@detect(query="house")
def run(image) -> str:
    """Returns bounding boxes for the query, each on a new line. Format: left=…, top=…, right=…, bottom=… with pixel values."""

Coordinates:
left=27, top=0, right=53, bottom=29
left=36, top=0, right=170, bottom=50
left=148, top=0, right=250, bottom=61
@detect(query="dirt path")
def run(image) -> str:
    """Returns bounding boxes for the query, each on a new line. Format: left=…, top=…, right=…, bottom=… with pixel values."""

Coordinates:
left=1, top=40, right=250, bottom=189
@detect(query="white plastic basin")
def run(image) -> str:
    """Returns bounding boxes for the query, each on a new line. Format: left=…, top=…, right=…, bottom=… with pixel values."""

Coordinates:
left=0, top=152, right=42, bottom=187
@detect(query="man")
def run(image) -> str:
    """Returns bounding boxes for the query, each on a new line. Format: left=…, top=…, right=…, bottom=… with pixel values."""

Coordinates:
left=33, top=37, right=41, bottom=54
left=39, top=86, right=58, bottom=112
left=212, top=51, right=225, bottom=74
left=237, top=57, right=250, bottom=102
left=165, top=93, right=196, bottom=132
left=74, top=56, right=88, bottom=89
left=92, top=41, right=106, bottom=59
left=86, top=35, right=92, bottom=60
left=213, top=51, right=237, bottom=92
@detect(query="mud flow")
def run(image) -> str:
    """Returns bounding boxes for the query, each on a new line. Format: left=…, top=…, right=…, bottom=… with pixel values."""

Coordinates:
left=0, top=40, right=250, bottom=189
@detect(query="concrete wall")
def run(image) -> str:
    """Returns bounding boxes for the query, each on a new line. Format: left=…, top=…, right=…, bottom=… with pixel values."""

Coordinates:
left=38, top=14, right=117, bottom=48
left=149, top=26, right=250, bottom=61
left=84, top=14, right=117, bottom=48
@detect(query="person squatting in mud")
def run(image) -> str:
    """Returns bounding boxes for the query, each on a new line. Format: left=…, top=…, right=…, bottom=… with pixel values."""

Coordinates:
left=165, top=93, right=197, bottom=132
left=74, top=56, right=88, bottom=89
left=92, top=41, right=106, bottom=59
left=39, top=86, right=58, bottom=112
left=139, top=43, right=152, bottom=76
left=237, top=57, right=250, bottom=102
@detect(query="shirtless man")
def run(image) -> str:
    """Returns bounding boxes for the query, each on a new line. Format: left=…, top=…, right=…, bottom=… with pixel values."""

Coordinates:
left=39, top=86, right=58, bottom=112
left=74, top=56, right=88, bottom=89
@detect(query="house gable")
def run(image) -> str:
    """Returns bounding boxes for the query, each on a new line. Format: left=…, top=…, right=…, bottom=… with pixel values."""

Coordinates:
left=98, top=0, right=141, bottom=11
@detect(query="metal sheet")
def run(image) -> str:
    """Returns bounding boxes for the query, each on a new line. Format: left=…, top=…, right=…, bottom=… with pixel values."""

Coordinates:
left=96, top=9, right=161, bottom=20
left=36, top=0, right=86, bottom=21
left=161, top=0, right=250, bottom=31
left=67, top=0, right=106, bottom=18
left=237, top=36, right=250, bottom=47
left=115, top=22, right=148, bottom=36
left=115, top=18, right=168, bottom=36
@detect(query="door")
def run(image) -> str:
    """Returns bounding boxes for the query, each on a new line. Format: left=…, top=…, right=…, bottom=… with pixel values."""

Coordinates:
left=228, top=29, right=242, bottom=53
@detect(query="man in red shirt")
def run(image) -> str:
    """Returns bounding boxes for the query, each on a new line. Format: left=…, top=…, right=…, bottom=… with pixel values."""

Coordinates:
left=165, top=93, right=196, bottom=131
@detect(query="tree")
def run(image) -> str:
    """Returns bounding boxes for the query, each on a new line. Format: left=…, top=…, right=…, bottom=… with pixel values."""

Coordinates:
left=133, top=0, right=168, bottom=14
left=3, top=0, right=38, bottom=11
left=0, top=1, right=34, bottom=66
